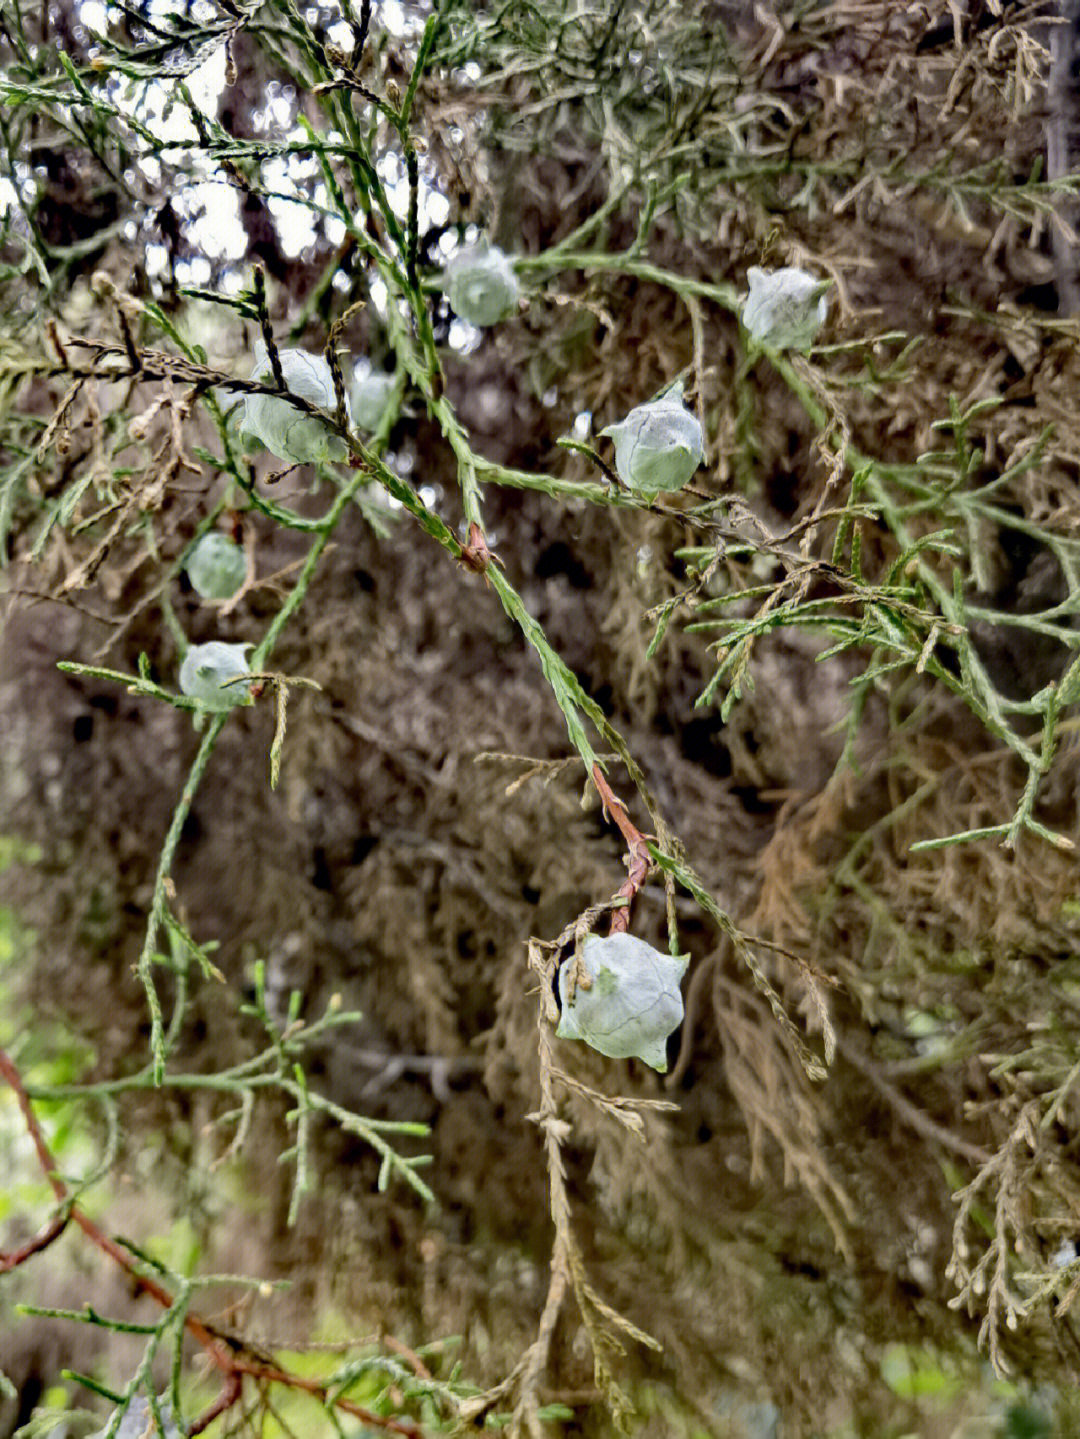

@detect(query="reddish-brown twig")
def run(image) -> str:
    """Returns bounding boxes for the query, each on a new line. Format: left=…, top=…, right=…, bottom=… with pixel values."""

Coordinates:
left=590, top=764, right=652, bottom=934
left=0, top=1047, right=427, bottom=1438
left=0, top=1047, right=239, bottom=1366
left=188, top=1371, right=244, bottom=1436
left=0, top=1210, right=70, bottom=1272
left=0, top=1047, right=67, bottom=1198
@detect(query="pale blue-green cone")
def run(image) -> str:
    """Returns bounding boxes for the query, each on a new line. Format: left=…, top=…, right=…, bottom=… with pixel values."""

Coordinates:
left=443, top=240, right=520, bottom=327
left=179, top=641, right=252, bottom=711
left=186, top=532, right=247, bottom=600
left=742, top=266, right=829, bottom=352
left=98, top=1396, right=181, bottom=1439
left=239, top=340, right=350, bottom=464
left=350, top=368, right=398, bottom=433
left=556, top=932, right=689, bottom=1072
left=599, top=382, right=704, bottom=494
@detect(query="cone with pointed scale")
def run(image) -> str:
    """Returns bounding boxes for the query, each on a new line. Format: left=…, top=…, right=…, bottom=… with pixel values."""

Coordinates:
left=442, top=239, right=520, bottom=326
left=179, top=641, right=252, bottom=712
left=742, top=266, right=829, bottom=352
left=186, top=532, right=247, bottom=601
left=556, top=932, right=688, bottom=1072
left=239, top=341, right=350, bottom=464
left=599, top=382, right=704, bottom=494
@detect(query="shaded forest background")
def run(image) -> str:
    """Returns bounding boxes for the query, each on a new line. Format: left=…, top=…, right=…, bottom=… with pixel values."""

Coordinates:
left=6, top=1, right=1080, bottom=1435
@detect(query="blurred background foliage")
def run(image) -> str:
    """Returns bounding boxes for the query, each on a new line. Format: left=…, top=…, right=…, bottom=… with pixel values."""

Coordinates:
left=7, top=0, right=1080, bottom=1435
